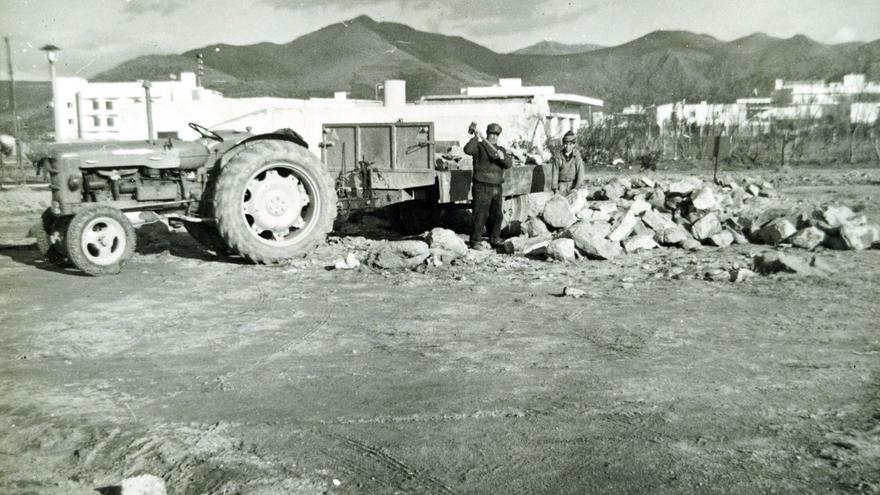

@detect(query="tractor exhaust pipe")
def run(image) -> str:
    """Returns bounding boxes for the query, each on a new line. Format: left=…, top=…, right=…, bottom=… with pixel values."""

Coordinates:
left=142, top=80, right=155, bottom=145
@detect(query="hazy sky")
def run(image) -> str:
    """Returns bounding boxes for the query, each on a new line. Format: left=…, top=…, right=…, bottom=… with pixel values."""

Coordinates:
left=1, top=0, right=879, bottom=80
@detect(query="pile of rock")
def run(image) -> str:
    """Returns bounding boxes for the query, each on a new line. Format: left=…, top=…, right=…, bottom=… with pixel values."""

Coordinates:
left=364, top=227, right=470, bottom=270
left=504, top=175, right=880, bottom=261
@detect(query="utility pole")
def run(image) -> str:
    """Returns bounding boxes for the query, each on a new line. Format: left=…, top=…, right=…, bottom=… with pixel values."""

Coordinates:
left=5, top=36, right=25, bottom=185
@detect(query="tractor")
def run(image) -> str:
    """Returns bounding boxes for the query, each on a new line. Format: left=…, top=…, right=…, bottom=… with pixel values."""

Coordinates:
left=34, top=121, right=550, bottom=275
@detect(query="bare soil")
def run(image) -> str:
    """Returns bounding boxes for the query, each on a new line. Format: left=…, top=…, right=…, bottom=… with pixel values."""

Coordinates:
left=1, top=169, right=879, bottom=494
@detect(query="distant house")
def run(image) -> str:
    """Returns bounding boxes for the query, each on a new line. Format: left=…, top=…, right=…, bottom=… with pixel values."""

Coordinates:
left=645, top=74, right=880, bottom=133
left=49, top=75, right=603, bottom=153
left=774, top=74, right=880, bottom=105
left=53, top=72, right=221, bottom=142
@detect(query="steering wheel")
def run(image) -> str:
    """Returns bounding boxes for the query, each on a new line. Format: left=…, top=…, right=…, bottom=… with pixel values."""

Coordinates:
left=188, top=122, right=224, bottom=142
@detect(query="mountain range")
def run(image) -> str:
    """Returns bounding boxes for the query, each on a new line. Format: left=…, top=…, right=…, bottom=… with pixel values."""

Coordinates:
left=91, top=16, right=880, bottom=111
left=512, top=41, right=605, bottom=56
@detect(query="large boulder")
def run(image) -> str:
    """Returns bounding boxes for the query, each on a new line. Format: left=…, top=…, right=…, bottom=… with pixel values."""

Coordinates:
left=602, top=181, right=626, bottom=200
left=503, top=234, right=553, bottom=255
left=628, top=198, right=652, bottom=216
left=708, top=230, right=735, bottom=248
left=816, top=205, right=855, bottom=229
left=577, top=235, right=622, bottom=260
left=836, top=223, right=880, bottom=250
left=608, top=211, right=638, bottom=242
left=541, top=196, right=577, bottom=229
left=758, top=218, right=797, bottom=245
left=691, top=186, right=719, bottom=211
left=790, top=226, right=826, bottom=250
left=753, top=252, right=818, bottom=275
left=566, top=220, right=612, bottom=243
left=632, top=219, right=653, bottom=237
left=526, top=192, right=554, bottom=218
left=623, top=234, right=658, bottom=253
left=690, top=213, right=723, bottom=240
left=656, top=226, right=689, bottom=246
left=368, top=240, right=430, bottom=269
left=109, top=474, right=167, bottom=495
left=681, top=237, right=703, bottom=250
left=426, top=227, right=468, bottom=261
left=575, top=208, right=594, bottom=220
left=590, top=201, right=619, bottom=215
left=648, top=188, right=667, bottom=212
left=565, top=187, right=590, bottom=214
left=523, top=216, right=551, bottom=237
left=547, top=238, right=578, bottom=262
left=641, top=209, right=676, bottom=232
left=667, top=178, right=702, bottom=195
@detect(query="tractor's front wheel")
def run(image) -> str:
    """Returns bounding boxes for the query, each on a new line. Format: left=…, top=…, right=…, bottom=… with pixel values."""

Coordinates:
left=213, top=140, right=337, bottom=264
left=65, top=206, right=136, bottom=276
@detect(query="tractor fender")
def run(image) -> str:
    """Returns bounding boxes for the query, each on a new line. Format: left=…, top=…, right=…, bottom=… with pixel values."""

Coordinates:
left=219, top=128, right=310, bottom=168
left=235, top=129, right=309, bottom=151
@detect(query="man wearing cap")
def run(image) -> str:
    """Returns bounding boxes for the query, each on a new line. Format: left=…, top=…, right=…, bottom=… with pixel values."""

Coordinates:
left=464, top=123, right=514, bottom=250
left=551, top=130, right=587, bottom=195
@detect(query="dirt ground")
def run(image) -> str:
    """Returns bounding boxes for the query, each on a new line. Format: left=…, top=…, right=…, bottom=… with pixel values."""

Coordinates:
left=1, top=168, right=879, bottom=494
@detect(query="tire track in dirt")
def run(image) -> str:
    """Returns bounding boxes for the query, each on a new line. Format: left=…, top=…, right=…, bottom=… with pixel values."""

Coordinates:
left=207, top=312, right=332, bottom=391
left=319, top=431, right=455, bottom=494
left=317, top=408, right=528, bottom=425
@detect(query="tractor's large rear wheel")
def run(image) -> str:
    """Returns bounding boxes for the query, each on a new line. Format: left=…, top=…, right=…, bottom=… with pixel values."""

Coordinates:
left=213, top=140, right=337, bottom=264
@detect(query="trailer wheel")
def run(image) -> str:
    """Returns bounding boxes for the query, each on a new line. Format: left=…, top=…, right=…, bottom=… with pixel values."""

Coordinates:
left=65, top=205, right=136, bottom=276
left=501, top=194, right=530, bottom=237
left=34, top=208, right=68, bottom=265
left=213, top=140, right=337, bottom=263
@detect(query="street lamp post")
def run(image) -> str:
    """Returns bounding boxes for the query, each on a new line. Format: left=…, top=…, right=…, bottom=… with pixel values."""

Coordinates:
left=40, top=44, right=62, bottom=143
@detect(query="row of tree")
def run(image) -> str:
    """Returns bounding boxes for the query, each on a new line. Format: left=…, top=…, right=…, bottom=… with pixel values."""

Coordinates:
left=571, top=107, right=880, bottom=170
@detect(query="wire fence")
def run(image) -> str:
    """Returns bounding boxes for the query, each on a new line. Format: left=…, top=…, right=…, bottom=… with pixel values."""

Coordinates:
left=1, top=157, right=47, bottom=187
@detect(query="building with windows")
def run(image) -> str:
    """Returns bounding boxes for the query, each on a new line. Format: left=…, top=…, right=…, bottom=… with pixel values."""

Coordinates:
left=639, top=74, right=880, bottom=133
left=52, top=72, right=221, bottom=142
left=50, top=75, right=603, bottom=152
left=774, top=74, right=880, bottom=105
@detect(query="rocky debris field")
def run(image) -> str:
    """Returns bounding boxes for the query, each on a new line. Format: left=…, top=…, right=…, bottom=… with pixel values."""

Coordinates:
left=1, top=168, right=879, bottom=494
left=325, top=169, right=879, bottom=283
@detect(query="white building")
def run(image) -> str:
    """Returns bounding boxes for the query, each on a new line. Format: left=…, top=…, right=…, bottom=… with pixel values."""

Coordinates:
left=774, top=74, right=880, bottom=105
left=53, top=72, right=222, bottom=142
left=851, top=102, right=880, bottom=124
left=51, top=75, right=603, bottom=152
left=655, top=101, right=742, bottom=131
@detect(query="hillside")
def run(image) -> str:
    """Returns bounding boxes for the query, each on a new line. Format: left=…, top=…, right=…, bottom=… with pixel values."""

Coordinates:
left=0, top=81, right=52, bottom=137
left=512, top=41, right=605, bottom=55
left=61, top=17, right=880, bottom=110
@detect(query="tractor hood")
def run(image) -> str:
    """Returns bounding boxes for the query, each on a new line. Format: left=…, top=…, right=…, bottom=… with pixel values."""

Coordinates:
left=48, top=140, right=211, bottom=170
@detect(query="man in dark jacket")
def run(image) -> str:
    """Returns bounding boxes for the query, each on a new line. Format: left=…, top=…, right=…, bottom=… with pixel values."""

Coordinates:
left=464, top=123, right=513, bottom=249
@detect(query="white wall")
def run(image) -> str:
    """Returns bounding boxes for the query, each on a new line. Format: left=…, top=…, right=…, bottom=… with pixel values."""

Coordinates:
left=166, top=97, right=552, bottom=156
left=53, top=72, right=221, bottom=142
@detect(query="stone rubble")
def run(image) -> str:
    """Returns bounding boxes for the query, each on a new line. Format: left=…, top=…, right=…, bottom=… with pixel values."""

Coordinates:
left=355, top=174, right=876, bottom=272
left=495, top=174, right=880, bottom=265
